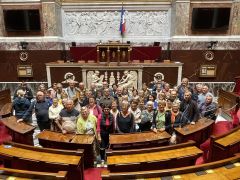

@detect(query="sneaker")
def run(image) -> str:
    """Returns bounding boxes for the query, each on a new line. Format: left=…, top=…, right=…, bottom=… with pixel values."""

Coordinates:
left=101, top=160, right=105, bottom=167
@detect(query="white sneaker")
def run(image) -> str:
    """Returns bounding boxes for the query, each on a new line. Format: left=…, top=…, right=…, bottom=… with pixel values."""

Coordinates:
left=101, top=160, right=105, bottom=167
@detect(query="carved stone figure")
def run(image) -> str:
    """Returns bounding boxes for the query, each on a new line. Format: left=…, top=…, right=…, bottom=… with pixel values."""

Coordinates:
left=109, top=72, right=116, bottom=86
left=87, top=71, right=104, bottom=89
left=118, top=70, right=137, bottom=89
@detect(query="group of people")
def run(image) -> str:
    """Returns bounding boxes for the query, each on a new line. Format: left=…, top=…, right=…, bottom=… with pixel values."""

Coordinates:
left=12, top=78, right=218, bottom=165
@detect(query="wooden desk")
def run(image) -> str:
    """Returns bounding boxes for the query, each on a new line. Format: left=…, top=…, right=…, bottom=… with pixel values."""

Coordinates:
left=0, top=142, right=84, bottom=180
left=175, top=118, right=214, bottom=146
left=110, top=131, right=171, bottom=150
left=210, top=127, right=240, bottom=161
left=37, top=130, right=95, bottom=168
left=218, top=89, right=240, bottom=116
left=102, top=154, right=240, bottom=179
left=1, top=116, right=35, bottom=145
left=0, top=167, right=67, bottom=180
left=107, top=141, right=202, bottom=172
left=0, top=89, right=12, bottom=117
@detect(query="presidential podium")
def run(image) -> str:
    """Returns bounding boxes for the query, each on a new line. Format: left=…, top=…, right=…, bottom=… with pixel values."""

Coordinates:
left=97, top=43, right=131, bottom=65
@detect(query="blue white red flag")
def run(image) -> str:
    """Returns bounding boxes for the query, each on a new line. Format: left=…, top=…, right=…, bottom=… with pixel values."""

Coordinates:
left=119, top=6, right=126, bottom=34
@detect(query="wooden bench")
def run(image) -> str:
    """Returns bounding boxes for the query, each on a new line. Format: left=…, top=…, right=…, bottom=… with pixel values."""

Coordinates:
left=0, top=141, right=84, bottom=180
left=109, top=131, right=171, bottom=150
left=102, top=153, right=240, bottom=179
left=0, top=89, right=12, bottom=118
left=209, top=126, right=240, bottom=161
left=175, top=118, right=214, bottom=146
left=0, top=167, right=67, bottom=179
left=1, top=116, right=35, bottom=145
left=37, top=130, right=95, bottom=168
left=106, top=140, right=202, bottom=172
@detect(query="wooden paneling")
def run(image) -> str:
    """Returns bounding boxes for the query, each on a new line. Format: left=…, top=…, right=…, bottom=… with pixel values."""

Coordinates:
left=0, top=50, right=62, bottom=82
left=0, top=50, right=240, bottom=83
left=171, top=50, right=240, bottom=82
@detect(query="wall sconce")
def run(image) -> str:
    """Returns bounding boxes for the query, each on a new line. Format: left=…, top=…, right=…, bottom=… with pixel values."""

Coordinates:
left=20, top=41, right=28, bottom=50
left=71, top=42, right=76, bottom=47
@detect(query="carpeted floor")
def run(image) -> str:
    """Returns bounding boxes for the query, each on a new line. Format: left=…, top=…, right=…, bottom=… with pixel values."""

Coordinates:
left=84, top=168, right=106, bottom=180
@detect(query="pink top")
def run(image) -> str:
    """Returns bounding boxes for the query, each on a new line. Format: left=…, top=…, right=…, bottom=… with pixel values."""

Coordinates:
left=97, top=113, right=110, bottom=133
left=88, top=104, right=102, bottom=119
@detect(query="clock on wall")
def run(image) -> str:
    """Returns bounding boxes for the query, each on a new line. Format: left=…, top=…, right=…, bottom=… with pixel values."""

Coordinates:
left=204, top=51, right=214, bottom=61
left=19, top=51, right=29, bottom=62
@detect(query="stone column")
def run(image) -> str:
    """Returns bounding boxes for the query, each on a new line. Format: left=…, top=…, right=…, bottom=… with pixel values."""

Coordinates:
left=231, top=0, right=240, bottom=35
left=41, top=1, right=62, bottom=36
left=138, top=69, right=143, bottom=90
left=82, top=69, right=87, bottom=86
left=46, top=66, right=52, bottom=87
left=171, top=0, right=191, bottom=36
left=0, top=6, right=5, bottom=36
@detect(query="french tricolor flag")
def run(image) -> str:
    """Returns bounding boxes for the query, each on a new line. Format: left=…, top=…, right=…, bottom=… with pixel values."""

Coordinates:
left=119, top=6, right=126, bottom=34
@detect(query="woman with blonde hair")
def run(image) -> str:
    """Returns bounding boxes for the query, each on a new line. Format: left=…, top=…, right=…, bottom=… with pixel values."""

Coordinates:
left=152, top=100, right=171, bottom=133
left=115, top=101, right=135, bottom=133
left=13, top=89, right=31, bottom=122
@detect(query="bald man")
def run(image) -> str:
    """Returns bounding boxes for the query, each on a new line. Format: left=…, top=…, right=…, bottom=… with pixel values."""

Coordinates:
left=20, top=91, right=51, bottom=131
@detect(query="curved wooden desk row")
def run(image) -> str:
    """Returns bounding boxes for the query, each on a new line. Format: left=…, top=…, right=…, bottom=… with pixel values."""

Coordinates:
left=0, top=167, right=67, bottom=180
left=37, top=130, right=95, bottom=168
left=1, top=116, right=35, bottom=145
left=209, top=126, right=240, bottom=162
left=0, top=141, right=84, bottom=180
left=106, top=141, right=202, bottom=172
left=174, top=118, right=214, bottom=146
left=109, top=118, right=213, bottom=150
left=36, top=118, right=213, bottom=168
left=101, top=153, right=240, bottom=179
left=0, top=89, right=12, bottom=117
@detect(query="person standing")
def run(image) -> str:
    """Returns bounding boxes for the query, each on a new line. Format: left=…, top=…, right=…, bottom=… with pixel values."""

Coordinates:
left=152, top=100, right=171, bottom=132
left=140, top=101, right=155, bottom=132
left=20, top=91, right=51, bottom=131
left=180, top=91, right=199, bottom=124
left=77, top=106, right=97, bottom=135
left=13, top=89, right=31, bottom=122
left=13, top=82, right=33, bottom=102
left=56, top=99, right=79, bottom=134
left=115, top=101, right=135, bottom=133
left=97, top=104, right=114, bottom=165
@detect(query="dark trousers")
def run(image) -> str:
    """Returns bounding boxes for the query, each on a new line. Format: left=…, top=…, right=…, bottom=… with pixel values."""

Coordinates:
left=100, top=131, right=110, bottom=161
left=37, top=120, right=51, bottom=131
left=139, top=121, right=152, bottom=132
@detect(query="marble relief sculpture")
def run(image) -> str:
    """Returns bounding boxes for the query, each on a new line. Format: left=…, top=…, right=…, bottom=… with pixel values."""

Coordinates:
left=63, top=10, right=170, bottom=40
left=86, top=70, right=138, bottom=89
